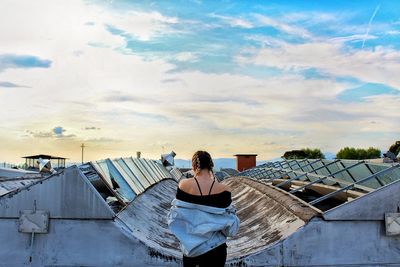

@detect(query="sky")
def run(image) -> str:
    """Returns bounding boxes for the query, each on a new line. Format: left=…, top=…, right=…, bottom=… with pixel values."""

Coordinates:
left=0, top=0, right=400, bottom=163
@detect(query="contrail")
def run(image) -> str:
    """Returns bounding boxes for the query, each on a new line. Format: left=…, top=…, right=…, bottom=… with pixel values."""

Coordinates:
left=362, top=4, right=381, bottom=48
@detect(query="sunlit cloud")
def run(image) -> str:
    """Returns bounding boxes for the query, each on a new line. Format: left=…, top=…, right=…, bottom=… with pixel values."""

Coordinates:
left=0, top=0, right=399, bottom=163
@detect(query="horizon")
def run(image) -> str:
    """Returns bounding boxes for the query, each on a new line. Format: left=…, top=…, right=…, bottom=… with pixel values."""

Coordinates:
left=1, top=0, right=399, bottom=163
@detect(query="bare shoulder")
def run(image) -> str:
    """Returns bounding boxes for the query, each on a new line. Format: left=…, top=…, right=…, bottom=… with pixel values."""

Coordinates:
left=213, top=182, right=231, bottom=194
left=178, top=178, right=191, bottom=191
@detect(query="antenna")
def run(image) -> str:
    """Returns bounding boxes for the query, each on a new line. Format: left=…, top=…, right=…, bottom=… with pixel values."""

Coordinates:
left=81, top=143, right=86, bottom=164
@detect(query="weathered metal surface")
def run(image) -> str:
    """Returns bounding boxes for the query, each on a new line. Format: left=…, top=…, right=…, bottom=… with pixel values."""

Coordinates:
left=117, top=175, right=321, bottom=262
left=89, top=157, right=174, bottom=202
left=386, top=213, right=400, bottom=236
left=0, top=178, right=41, bottom=197
left=117, top=178, right=181, bottom=258
left=280, top=219, right=400, bottom=266
left=18, top=210, right=49, bottom=233
left=242, top=217, right=400, bottom=266
left=0, top=167, right=40, bottom=179
left=239, top=159, right=400, bottom=212
left=168, top=166, right=184, bottom=181
left=0, top=166, right=114, bottom=219
left=0, top=168, right=43, bottom=197
left=272, top=178, right=365, bottom=201
left=0, top=218, right=177, bottom=267
left=224, top=177, right=320, bottom=261
left=309, top=164, right=400, bottom=205
left=323, top=178, right=400, bottom=221
left=1, top=162, right=399, bottom=266
left=92, top=159, right=136, bottom=202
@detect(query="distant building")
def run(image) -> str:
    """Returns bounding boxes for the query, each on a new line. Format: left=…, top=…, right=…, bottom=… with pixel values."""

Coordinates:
left=234, top=154, right=257, bottom=172
left=22, top=154, right=67, bottom=170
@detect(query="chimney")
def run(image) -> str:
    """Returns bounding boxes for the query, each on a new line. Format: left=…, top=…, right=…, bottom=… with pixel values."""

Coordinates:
left=136, top=151, right=141, bottom=158
left=234, top=154, right=257, bottom=172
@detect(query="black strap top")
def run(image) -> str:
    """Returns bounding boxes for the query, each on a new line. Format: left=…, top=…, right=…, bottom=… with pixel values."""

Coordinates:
left=193, top=177, right=216, bottom=196
left=176, top=187, right=232, bottom=208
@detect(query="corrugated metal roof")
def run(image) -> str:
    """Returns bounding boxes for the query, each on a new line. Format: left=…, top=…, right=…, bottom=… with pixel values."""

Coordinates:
left=89, top=157, right=179, bottom=203
left=1, top=159, right=398, bottom=266
left=225, top=177, right=319, bottom=260
left=0, top=178, right=41, bottom=197
left=0, top=167, right=41, bottom=179
left=117, top=178, right=181, bottom=258
left=168, top=166, right=184, bottom=180
left=235, top=159, right=400, bottom=211
left=0, top=166, right=114, bottom=219
left=116, top=175, right=319, bottom=262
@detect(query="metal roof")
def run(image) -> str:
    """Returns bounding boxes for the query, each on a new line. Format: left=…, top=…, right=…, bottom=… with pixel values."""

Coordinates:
left=117, top=178, right=181, bottom=258
left=0, top=167, right=41, bottom=179
left=22, top=154, right=68, bottom=159
left=234, top=159, right=400, bottom=211
left=0, top=166, right=114, bottom=219
left=117, top=175, right=320, bottom=262
left=0, top=167, right=43, bottom=196
left=89, top=157, right=181, bottom=203
left=225, top=177, right=319, bottom=260
left=0, top=178, right=41, bottom=197
left=0, top=159, right=399, bottom=266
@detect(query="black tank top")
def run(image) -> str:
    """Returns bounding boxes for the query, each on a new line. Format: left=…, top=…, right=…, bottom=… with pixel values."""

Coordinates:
left=176, top=178, right=232, bottom=208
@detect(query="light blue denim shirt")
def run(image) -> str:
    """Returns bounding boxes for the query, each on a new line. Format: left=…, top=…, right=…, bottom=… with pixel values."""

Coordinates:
left=167, top=198, right=240, bottom=257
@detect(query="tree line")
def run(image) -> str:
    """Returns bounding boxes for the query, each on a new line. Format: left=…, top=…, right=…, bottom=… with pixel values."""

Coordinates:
left=282, top=147, right=381, bottom=160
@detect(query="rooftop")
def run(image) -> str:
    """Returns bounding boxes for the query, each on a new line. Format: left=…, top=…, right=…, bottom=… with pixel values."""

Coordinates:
left=22, top=154, right=68, bottom=160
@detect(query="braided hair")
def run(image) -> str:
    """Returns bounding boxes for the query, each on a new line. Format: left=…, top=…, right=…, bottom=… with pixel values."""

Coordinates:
left=192, top=151, right=215, bottom=178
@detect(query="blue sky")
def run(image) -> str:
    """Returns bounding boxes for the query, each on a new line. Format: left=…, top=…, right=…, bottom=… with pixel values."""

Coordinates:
left=0, top=0, right=399, bottom=162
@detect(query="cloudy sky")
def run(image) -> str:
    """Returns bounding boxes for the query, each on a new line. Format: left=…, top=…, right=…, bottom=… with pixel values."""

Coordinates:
left=1, top=0, right=399, bottom=163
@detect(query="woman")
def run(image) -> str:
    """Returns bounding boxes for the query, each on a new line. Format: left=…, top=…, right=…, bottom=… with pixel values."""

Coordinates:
left=168, top=151, right=240, bottom=267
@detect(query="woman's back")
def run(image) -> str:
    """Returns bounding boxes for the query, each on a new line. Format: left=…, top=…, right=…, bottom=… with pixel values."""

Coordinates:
left=179, top=177, right=230, bottom=196
left=168, top=150, right=239, bottom=267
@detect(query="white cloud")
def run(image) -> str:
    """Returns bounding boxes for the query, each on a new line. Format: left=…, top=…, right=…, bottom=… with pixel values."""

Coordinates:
left=105, top=10, right=179, bottom=41
left=386, top=30, right=400, bottom=35
left=0, top=0, right=398, bottom=162
left=239, top=41, right=400, bottom=89
left=209, top=14, right=253, bottom=29
left=175, top=52, right=198, bottom=62
left=253, top=14, right=312, bottom=39
left=329, top=34, right=377, bottom=43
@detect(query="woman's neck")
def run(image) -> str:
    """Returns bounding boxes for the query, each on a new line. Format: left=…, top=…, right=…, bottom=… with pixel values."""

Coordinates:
left=195, top=169, right=213, bottom=180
